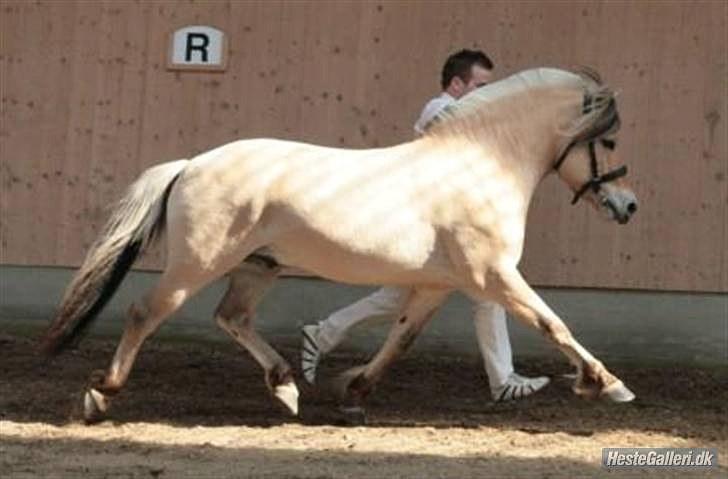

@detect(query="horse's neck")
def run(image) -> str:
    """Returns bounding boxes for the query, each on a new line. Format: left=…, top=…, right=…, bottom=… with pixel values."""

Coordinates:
left=402, top=139, right=526, bottom=233
left=429, top=87, right=566, bottom=198
left=417, top=129, right=553, bottom=210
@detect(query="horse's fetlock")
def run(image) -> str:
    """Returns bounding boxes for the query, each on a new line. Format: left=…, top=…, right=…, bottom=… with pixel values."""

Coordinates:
left=582, top=363, right=602, bottom=385
left=348, top=373, right=373, bottom=399
left=573, top=360, right=614, bottom=398
left=266, top=363, right=293, bottom=389
left=94, top=373, right=123, bottom=395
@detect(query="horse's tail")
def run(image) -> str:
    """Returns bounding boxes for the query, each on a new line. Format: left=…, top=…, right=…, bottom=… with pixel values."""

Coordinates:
left=39, top=159, right=189, bottom=356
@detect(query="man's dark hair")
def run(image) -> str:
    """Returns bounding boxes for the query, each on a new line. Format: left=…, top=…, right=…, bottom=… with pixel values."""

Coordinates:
left=440, top=49, right=494, bottom=90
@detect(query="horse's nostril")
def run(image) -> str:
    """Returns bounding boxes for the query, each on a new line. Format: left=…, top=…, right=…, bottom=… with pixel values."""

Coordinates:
left=627, top=202, right=638, bottom=214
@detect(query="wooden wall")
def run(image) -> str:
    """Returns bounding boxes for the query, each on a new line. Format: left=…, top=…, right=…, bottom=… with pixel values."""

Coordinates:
left=1, top=0, right=726, bottom=292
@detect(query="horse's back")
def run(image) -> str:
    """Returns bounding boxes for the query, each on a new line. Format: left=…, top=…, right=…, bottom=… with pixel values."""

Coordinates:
left=165, top=138, right=448, bottom=279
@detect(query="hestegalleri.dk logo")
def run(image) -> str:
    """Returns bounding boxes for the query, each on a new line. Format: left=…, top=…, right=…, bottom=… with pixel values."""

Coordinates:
left=602, top=448, right=718, bottom=468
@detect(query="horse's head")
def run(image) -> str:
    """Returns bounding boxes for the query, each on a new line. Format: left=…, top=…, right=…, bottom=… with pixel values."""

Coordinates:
left=553, top=75, right=638, bottom=224
left=421, top=67, right=638, bottom=225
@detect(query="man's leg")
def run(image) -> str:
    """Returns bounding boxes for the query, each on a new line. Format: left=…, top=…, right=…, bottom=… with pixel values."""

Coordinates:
left=302, top=286, right=408, bottom=383
left=473, top=301, right=550, bottom=401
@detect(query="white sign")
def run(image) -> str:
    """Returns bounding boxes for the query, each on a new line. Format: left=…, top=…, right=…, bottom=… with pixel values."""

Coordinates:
left=168, top=26, right=227, bottom=71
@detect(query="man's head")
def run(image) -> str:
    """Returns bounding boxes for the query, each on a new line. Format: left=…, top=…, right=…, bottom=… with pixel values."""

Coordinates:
left=441, top=49, right=494, bottom=99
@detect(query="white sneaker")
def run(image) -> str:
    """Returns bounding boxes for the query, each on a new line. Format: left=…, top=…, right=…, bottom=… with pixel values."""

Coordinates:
left=492, top=373, right=550, bottom=402
left=301, top=324, right=322, bottom=384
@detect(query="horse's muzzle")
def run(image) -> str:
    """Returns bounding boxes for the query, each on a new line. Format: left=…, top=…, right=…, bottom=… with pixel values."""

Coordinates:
left=617, top=200, right=637, bottom=224
left=603, top=196, right=637, bottom=224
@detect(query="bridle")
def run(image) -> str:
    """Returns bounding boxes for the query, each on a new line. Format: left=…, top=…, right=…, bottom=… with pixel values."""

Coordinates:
left=553, top=94, right=628, bottom=204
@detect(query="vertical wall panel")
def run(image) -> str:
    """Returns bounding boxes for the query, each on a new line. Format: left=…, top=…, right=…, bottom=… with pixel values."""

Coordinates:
left=1, top=0, right=725, bottom=292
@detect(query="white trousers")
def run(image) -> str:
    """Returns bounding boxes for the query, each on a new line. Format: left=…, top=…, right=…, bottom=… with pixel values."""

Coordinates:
left=316, top=286, right=514, bottom=389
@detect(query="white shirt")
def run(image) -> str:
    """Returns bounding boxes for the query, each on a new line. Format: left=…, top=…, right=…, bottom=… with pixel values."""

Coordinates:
left=413, top=92, right=455, bottom=136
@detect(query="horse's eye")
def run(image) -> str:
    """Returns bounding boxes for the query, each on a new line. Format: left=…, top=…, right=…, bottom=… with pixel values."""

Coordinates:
left=601, top=139, right=616, bottom=150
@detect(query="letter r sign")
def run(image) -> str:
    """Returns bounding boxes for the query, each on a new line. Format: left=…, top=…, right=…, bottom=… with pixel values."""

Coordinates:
left=168, top=26, right=227, bottom=71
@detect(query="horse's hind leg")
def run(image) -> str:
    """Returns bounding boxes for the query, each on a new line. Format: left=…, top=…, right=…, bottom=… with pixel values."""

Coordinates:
left=213, top=258, right=300, bottom=415
left=83, top=266, right=215, bottom=423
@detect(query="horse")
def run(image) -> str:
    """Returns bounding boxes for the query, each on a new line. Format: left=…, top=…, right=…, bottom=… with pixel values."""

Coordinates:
left=39, top=67, right=638, bottom=423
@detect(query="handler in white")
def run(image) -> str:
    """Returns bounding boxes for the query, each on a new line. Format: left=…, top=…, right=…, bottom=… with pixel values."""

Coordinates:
left=302, top=50, right=549, bottom=402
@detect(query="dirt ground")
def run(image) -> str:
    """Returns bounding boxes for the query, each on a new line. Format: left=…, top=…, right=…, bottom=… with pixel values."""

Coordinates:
left=1, top=332, right=726, bottom=478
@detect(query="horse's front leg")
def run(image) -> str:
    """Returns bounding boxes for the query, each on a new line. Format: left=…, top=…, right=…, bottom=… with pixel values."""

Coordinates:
left=214, top=258, right=300, bottom=415
left=333, top=287, right=450, bottom=407
left=472, top=267, right=634, bottom=402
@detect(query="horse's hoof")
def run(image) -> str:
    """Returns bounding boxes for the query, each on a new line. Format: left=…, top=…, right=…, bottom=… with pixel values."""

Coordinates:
left=83, top=388, right=110, bottom=424
left=601, top=380, right=636, bottom=402
left=337, top=405, right=367, bottom=426
left=331, top=365, right=367, bottom=401
left=273, top=381, right=299, bottom=415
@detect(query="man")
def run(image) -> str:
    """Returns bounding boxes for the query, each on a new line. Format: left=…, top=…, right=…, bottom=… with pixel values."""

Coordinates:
left=302, top=50, right=549, bottom=402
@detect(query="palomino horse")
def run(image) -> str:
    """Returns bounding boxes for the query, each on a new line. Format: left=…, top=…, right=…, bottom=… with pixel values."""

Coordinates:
left=40, top=68, right=638, bottom=423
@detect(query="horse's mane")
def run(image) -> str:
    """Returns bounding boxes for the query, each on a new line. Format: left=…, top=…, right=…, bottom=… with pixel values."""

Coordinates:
left=424, top=67, right=620, bottom=146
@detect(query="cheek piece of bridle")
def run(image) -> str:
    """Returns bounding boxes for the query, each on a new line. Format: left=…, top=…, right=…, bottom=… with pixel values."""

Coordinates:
left=552, top=95, right=628, bottom=205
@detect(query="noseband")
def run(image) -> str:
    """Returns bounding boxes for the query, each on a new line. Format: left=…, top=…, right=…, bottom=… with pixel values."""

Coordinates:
left=553, top=94, right=628, bottom=204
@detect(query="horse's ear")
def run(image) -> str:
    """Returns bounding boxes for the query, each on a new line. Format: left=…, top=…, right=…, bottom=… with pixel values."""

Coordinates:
left=573, top=65, right=602, bottom=85
left=570, top=93, right=621, bottom=144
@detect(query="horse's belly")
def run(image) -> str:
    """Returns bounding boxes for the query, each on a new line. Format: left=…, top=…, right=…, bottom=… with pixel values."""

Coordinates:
left=269, top=229, right=450, bottom=286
